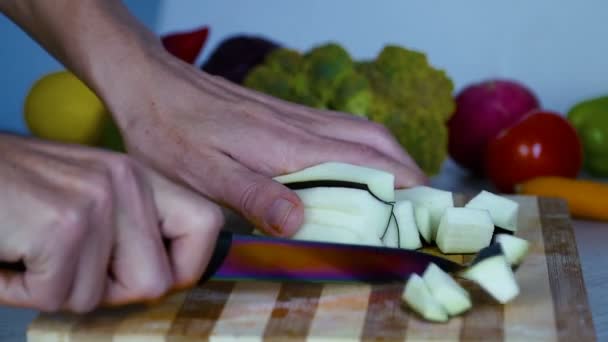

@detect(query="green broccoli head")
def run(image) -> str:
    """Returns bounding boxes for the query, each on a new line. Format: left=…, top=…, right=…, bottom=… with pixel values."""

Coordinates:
left=243, top=65, right=294, bottom=100
left=265, top=48, right=303, bottom=75
left=304, top=43, right=354, bottom=103
left=358, top=46, right=455, bottom=175
left=370, top=96, right=449, bottom=175
left=363, top=46, right=455, bottom=121
left=329, top=71, right=372, bottom=117
left=243, top=43, right=455, bottom=175
left=244, top=48, right=321, bottom=106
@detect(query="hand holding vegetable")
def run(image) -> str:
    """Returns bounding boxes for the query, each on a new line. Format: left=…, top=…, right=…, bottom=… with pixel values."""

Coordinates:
left=0, top=0, right=427, bottom=238
left=0, top=134, right=223, bottom=312
left=117, top=55, right=426, bottom=237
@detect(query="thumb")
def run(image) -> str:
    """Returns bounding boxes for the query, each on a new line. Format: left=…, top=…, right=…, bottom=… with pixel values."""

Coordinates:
left=203, top=157, right=304, bottom=237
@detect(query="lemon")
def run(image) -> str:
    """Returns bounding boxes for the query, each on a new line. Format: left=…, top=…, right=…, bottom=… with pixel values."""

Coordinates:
left=24, top=71, right=109, bottom=145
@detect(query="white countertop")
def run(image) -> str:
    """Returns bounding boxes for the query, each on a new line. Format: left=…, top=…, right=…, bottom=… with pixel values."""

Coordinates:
left=1, top=159, right=606, bottom=341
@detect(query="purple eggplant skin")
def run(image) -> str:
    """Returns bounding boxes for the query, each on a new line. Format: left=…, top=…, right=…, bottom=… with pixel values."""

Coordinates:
left=201, top=35, right=281, bottom=84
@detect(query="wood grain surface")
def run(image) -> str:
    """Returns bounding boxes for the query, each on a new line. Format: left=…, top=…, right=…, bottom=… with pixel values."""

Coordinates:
left=26, top=196, right=596, bottom=341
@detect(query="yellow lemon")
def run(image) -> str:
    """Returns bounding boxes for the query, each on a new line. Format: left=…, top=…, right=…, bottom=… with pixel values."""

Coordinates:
left=24, top=70, right=109, bottom=145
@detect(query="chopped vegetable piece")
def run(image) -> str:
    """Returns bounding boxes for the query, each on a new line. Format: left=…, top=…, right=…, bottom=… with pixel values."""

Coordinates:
left=435, top=208, right=494, bottom=254
left=274, top=162, right=395, bottom=202
left=495, top=234, right=530, bottom=266
left=422, top=263, right=472, bottom=315
left=465, top=190, right=519, bottom=231
left=382, top=216, right=399, bottom=248
left=402, top=274, right=449, bottom=322
left=461, top=254, right=520, bottom=304
left=414, top=205, right=432, bottom=244
left=294, top=187, right=393, bottom=238
left=292, top=223, right=383, bottom=246
left=393, top=201, right=422, bottom=250
left=395, top=186, right=454, bottom=240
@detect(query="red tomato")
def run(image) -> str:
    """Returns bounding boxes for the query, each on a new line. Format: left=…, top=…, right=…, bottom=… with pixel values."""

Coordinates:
left=485, top=110, right=583, bottom=193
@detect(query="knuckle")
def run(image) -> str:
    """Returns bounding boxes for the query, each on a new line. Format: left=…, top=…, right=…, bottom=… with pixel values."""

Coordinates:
left=51, top=207, right=88, bottom=243
left=107, top=154, right=136, bottom=181
left=82, top=173, right=112, bottom=207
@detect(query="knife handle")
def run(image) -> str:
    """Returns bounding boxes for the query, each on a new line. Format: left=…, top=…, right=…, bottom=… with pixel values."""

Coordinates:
left=0, top=232, right=234, bottom=280
left=199, top=230, right=233, bottom=283
left=0, top=261, right=26, bottom=272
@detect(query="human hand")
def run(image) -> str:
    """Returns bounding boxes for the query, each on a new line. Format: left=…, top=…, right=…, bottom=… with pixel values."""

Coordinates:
left=107, top=52, right=427, bottom=238
left=0, top=134, right=224, bottom=312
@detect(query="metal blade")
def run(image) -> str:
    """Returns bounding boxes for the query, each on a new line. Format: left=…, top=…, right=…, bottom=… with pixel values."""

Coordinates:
left=202, top=231, right=467, bottom=283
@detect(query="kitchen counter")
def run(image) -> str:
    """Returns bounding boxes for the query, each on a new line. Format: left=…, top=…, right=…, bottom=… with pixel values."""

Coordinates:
left=1, top=160, right=606, bottom=342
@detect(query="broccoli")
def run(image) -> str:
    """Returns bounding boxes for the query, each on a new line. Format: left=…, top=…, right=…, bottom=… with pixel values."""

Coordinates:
left=329, top=71, right=372, bottom=117
left=243, top=43, right=455, bottom=175
left=243, top=65, right=294, bottom=101
left=357, top=46, right=455, bottom=174
left=304, top=43, right=354, bottom=103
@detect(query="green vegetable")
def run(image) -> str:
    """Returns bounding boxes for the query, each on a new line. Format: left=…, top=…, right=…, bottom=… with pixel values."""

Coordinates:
left=244, top=43, right=455, bottom=175
left=357, top=46, right=455, bottom=174
left=304, top=43, right=354, bottom=103
left=567, top=96, right=608, bottom=177
left=329, top=72, right=372, bottom=117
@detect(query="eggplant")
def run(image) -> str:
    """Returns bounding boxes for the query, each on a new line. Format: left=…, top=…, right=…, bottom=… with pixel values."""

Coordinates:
left=393, top=200, right=422, bottom=250
left=275, top=162, right=395, bottom=203
left=402, top=274, right=449, bottom=323
left=395, top=186, right=454, bottom=241
left=461, top=253, right=520, bottom=304
left=495, top=234, right=530, bottom=266
left=465, top=191, right=519, bottom=232
left=422, top=263, right=472, bottom=316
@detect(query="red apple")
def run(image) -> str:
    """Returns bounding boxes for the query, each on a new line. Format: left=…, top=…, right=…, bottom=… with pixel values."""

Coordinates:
left=448, top=79, right=540, bottom=175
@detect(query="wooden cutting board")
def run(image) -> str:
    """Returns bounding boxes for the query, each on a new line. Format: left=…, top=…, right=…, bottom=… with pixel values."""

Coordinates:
left=26, top=196, right=596, bottom=341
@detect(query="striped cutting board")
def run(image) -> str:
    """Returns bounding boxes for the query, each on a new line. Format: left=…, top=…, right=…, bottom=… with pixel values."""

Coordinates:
left=27, top=196, right=595, bottom=341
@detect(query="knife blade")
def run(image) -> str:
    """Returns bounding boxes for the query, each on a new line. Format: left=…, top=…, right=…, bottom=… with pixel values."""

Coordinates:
left=199, top=231, right=502, bottom=283
left=0, top=231, right=503, bottom=284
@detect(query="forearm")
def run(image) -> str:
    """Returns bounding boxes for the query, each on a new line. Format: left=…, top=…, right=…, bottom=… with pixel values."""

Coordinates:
left=0, top=0, right=166, bottom=121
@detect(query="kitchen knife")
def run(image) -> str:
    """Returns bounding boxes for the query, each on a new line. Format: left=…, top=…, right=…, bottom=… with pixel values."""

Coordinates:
left=0, top=231, right=503, bottom=283
left=198, top=230, right=503, bottom=283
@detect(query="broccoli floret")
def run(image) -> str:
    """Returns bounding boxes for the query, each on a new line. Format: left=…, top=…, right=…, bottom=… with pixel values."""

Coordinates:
left=357, top=45, right=455, bottom=175
left=304, top=43, right=354, bottom=104
left=265, top=48, right=303, bottom=75
left=243, top=43, right=455, bottom=175
left=329, top=71, right=372, bottom=117
left=243, top=65, right=294, bottom=100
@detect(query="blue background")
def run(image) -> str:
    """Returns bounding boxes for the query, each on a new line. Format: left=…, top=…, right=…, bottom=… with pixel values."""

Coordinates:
left=0, top=0, right=161, bottom=134
left=2, top=1, right=608, bottom=134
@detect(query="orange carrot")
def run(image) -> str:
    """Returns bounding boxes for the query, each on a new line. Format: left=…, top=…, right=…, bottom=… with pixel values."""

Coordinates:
left=516, top=177, right=608, bottom=221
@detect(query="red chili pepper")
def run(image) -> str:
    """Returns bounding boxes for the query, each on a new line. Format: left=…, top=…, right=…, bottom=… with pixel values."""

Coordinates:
left=161, top=26, right=210, bottom=64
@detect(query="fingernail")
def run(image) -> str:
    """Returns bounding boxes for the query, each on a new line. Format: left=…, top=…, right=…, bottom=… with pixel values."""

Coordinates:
left=266, top=198, right=297, bottom=235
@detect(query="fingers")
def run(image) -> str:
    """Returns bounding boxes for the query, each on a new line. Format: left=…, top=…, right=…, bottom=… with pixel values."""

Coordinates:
left=317, top=117, right=423, bottom=171
left=187, top=154, right=305, bottom=238
left=63, top=200, right=113, bottom=312
left=143, top=168, right=224, bottom=289
left=103, top=162, right=173, bottom=306
left=0, top=213, right=81, bottom=311
left=294, top=136, right=428, bottom=188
